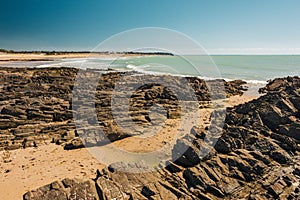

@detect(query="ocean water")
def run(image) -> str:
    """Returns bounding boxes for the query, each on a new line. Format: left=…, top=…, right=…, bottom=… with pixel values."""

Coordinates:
left=110, top=55, right=300, bottom=83
left=2, top=55, right=300, bottom=84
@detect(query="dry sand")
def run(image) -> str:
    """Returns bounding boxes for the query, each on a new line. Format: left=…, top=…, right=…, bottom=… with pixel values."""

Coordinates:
left=226, top=94, right=258, bottom=107
left=0, top=52, right=147, bottom=63
left=0, top=53, right=88, bottom=62
left=0, top=94, right=256, bottom=200
left=0, top=144, right=104, bottom=200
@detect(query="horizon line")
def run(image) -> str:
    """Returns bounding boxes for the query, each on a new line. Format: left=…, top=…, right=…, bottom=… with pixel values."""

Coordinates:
left=2, top=48, right=300, bottom=56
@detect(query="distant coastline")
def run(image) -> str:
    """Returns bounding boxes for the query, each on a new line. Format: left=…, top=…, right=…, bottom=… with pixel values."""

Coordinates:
left=0, top=49, right=174, bottom=63
left=0, top=48, right=174, bottom=56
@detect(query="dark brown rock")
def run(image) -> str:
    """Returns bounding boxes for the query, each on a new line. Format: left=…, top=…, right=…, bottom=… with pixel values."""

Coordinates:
left=63, top=138, right=84, bottom=150
left=1, top=106, right=26, bottom=117
left=0, top=68, right=297, bottom=200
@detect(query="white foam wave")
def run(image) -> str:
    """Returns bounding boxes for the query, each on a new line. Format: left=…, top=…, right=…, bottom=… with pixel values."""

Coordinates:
left=244, top=80, right=267, bottom=84
left=126, top=64, right=137, bottom=69
left=34, top=59, right=268, bottom=85
left=124, top=64, right=268, bottom=85
left=223, top=78, right=267, bottom=84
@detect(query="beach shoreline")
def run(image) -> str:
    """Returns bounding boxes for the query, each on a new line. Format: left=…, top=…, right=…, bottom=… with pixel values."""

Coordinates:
left=0, top=52, right=170, bottom=63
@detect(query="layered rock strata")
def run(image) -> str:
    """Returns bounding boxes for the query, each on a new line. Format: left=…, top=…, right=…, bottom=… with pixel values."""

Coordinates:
left=23, top=76, right=300, bottom=199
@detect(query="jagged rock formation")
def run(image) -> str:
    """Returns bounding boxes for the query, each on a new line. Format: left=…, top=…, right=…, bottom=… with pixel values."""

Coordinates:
left=0, top=67, right=245, bottom=151
left=23, top=178, right=98, bottom=200
left=23, top=77, right=300, bottom=200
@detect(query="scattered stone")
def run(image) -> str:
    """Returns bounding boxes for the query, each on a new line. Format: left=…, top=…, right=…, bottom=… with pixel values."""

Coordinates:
left=63, top=138, right=84, bottom=150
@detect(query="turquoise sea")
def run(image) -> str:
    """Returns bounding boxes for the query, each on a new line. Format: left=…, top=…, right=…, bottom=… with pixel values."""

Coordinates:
left=3, top=55, right=300, bottom=84
left=109, top=55, right=300, bottom=83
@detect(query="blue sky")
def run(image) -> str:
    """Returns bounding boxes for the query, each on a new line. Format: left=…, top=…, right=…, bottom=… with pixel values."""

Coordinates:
left=1, top=0, right=300, bottom=54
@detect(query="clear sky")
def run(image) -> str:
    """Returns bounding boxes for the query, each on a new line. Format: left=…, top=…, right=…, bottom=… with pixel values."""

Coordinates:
left=1, top=0, right=300, bottom=54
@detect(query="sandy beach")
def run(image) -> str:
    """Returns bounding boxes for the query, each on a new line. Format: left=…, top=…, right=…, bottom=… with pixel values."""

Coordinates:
left=0, top=52, right=160, bottom=64
left=0, top=144, right=104, bottom=200
left=0, top=93, right=255, bottom=200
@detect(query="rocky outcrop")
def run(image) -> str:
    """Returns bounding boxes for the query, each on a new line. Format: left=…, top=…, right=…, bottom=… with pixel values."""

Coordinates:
left=23, top=178, right=98, bottom=200
left=0, top=67, right=245, bottom=151
left=23, top=76, right=300, bottom=199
